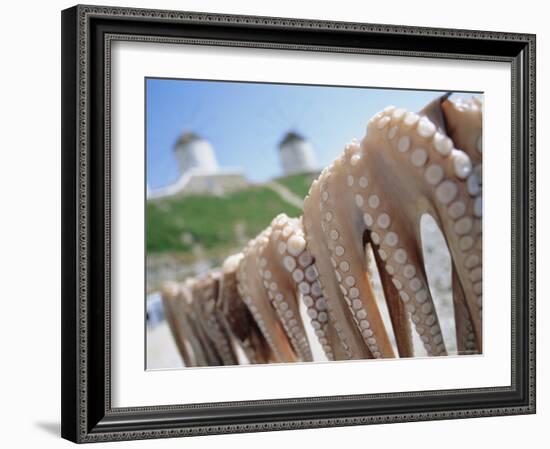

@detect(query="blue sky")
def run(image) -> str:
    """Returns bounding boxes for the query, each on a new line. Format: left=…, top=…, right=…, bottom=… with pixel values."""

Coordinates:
left=146, top=79, right=473, bottom=189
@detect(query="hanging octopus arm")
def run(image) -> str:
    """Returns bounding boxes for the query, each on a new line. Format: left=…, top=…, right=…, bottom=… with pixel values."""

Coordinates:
left=161, top=93, right=482, bottom=364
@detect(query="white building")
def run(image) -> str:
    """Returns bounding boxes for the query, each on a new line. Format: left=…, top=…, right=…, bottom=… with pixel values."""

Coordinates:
left=278, top=131, right=317, bottom=175
left=174, top=131, right=219, bottom=176
left=148, top=131, right=247, bottom=199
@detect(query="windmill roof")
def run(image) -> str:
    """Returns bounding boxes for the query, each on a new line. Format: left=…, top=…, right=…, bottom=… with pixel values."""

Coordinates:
left=175, top=131, right=202, bottom=149
left=278, top=131, right=305, bottom=149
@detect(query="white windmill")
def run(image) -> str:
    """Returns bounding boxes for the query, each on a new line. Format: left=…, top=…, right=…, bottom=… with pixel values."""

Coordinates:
left=173, top=131, right=220, bottom=176
left=278, top=131, right=317, bottom=176
left=148, top=131, right=247, bottom=199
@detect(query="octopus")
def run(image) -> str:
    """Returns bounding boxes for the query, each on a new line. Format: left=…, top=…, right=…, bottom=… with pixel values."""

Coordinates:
left=160, top=93, right=482, bottom=366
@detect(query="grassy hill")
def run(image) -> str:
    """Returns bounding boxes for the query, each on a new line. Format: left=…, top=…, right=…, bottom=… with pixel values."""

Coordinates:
left=274, top=171, right=319, bottom=199
left=147, top=182, right=307, bottom=256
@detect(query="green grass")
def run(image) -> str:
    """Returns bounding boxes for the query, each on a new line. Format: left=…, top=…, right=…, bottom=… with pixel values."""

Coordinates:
left=147, top=186, right=303, bottom=255
left=274, top=172, right=319, bottom=199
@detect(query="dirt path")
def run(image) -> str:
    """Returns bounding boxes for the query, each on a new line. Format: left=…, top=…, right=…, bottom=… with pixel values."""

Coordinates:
left=264, top=181, right=304, bottom=209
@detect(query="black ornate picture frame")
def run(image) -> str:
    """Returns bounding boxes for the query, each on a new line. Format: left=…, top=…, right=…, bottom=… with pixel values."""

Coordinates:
left=61, top=4, right=536, bottom=443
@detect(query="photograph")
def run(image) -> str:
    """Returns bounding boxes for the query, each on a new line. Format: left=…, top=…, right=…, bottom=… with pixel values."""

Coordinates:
left=57, top=3, right=536, bottom=443
left=145, top=79, right=483, bottom=369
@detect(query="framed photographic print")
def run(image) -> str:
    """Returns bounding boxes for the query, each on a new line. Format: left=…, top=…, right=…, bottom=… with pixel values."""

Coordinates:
left=61, top=4, right=536, bottom=443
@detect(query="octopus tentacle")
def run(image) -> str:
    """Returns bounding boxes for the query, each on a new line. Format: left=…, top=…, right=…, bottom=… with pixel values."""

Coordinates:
left=271, top=214, right=334, bottom=360
left=191, top=273, right=238, bottom=365
left=237, top=230, right=300, bottom=362
left=304, top=178, right=374, bottom=360
left=160, top=282, right=197, bottom=366
left=183, top=279, right=223, bottom=366
left=270, top=214, right=343, bottom=361
left=370, top=244, right=414, bottom=357
left=363, top=97, right=482, bottom=352
left=440, top=96, right=483, bottom=349
left=183, top=283, right=216, bottom=366
left=162, top=281, right=215, bottom=366
left=217, top=253, right=273, bottom=364
left=255, top=215, right=314, bottom=362
left=306, top=146, right=398, bottom=359
left=452, top=264, right=478, bottom=354
left=355, top=107, right=452, bottom=356
left=442, top=96, right=483, bottom=164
